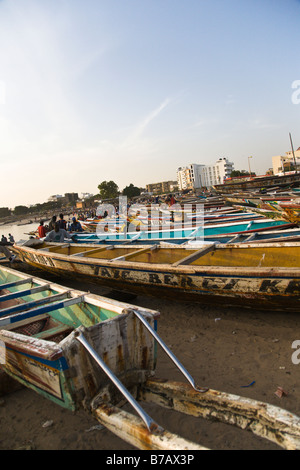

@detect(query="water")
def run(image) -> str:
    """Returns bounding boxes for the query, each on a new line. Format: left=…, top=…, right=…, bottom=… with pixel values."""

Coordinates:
left=0, top=221, right=38, bottom=243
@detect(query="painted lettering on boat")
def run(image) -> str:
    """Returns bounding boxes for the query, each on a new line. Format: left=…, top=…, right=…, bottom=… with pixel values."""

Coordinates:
left=94, top=266, right=197, bottom=289
left=259, top=279, right=281, bottom=293
left=285, top=280, right=300, bottom=294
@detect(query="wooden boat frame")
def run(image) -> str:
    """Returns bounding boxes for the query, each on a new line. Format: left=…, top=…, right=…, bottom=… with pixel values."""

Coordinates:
left=1, top=265, right=300, bottom=450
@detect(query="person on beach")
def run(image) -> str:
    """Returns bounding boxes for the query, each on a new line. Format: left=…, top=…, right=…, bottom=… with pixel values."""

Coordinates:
left=69, top=217, right=83, bottom=232
left=1, top=235, right=8, bottom=243
left=45, top=222, right=78, bottom=243
left=48, top=215, right=57, bottom=231
left=8, top=234, right=15, bottom=243
left=37, top=220, right=47, bottom=238
left=0, top=238, right=16, bottom=262
left=57, top=213, right=67, bottom=230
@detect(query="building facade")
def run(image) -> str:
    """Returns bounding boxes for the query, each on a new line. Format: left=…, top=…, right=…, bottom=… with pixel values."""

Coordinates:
left=177, top=158, right=234, bottom=190
left=272, top=147, right=300, bottom=175
left=146, top=180, right=178, bottom=194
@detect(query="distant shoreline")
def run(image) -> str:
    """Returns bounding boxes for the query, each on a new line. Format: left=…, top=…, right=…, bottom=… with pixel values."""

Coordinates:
left=0, top=211, right=75, bottom=226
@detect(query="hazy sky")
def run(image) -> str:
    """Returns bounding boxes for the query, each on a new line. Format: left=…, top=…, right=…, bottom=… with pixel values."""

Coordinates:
left=0, top=0, right=300, bottom=208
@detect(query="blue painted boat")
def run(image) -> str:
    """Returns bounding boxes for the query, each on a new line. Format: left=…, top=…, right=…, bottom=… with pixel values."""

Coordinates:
left=71, top=218, right=295, bottom=244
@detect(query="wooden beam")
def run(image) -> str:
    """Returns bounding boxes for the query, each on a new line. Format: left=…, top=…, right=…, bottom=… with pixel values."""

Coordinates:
left=172, top=244, right=216, bottom=266
left=111, top=245, right=158, bottom=262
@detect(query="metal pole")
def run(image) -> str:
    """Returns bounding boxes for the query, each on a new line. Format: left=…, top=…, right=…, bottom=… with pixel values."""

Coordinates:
left=75, top=331, right=163, bottom=434
left=248, top=156, right=252, bottom=178
left=131, top=309, right=208, bottom=393
left=289, top=132, right=297, bottom=173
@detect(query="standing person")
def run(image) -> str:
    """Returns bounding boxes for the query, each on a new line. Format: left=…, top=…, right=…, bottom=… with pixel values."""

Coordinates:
left=48, top=215, right=57, bottom=231
left=57, top=213, right=67, bottom=230
left=45, top=222, right=78, bottom=243
left=69, top=217, right=83, bottom=232
left=37, top=220, right=47, bottom=238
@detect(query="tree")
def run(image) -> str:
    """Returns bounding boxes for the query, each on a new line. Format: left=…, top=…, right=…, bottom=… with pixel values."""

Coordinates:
left=0, top=207, right=11, bottom=218
left=122, top=184, right=141, bottom=198
left=97, top=180, right=119, bottom=199
left=14, top=205, right=29, bottom=215
left=230, top=170, right=256, bottom=178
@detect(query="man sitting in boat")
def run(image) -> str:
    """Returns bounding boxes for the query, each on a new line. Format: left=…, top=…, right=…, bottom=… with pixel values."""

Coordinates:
left=37, top=220, right=47, bottom=238
left=45, top=222, right=78, bottom=243
left=69, top=217, right=83, bottom=232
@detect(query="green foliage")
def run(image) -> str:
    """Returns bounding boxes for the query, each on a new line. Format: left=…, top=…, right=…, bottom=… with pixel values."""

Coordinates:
left=0, top=207, right=11, bottom=218
left=230, top=170, right=256, bottom=177
left=98, top=181, right=119, bottom=199
left=14, top=205, right=29, bottom=215
left=122, top=183, right=140, bottom=198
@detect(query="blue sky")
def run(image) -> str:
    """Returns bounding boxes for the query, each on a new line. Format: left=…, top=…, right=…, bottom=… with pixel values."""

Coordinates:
left=0, top=0, right=300, bottom=208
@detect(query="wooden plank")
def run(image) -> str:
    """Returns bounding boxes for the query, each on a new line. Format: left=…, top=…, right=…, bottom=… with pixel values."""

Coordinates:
left=111, top=245, right=158, bottom=262
left=0, top=278, right=33, bottom=290
left=0, top=284, right=51, bottom=304
left=0, top=292, right=71, bottom=316
left=92, top=401, right=206, bottom=450
left=0, top=295, right=85, bottom=327
left=71, top=245, right=116, bottom=257
left=140, top=378, right=300, bottom=450
left=3, top=313, right=49, bottom=331
left=34, top=322, right=72, bottom=340
left=172, top=244, right=216, bottom=266
left=71, top=246, right=112, bottom=257
left=40, top=243, right=70, bottom=252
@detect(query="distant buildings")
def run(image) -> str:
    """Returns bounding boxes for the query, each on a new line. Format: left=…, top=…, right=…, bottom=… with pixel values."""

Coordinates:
left=177, top=158, right=234, bottom=191
left=145, top=180, right=178, bottom=194
left=272, top=147, right=300, bottom=175
left=47, top=193, right=79, bottom=204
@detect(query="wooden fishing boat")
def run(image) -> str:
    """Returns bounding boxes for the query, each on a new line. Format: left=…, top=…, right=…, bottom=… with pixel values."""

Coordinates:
left=279, top=202, right=300, bottom=224
left=11, top=239, right=300, bottom=311
left=214, top=172, right=300, bottom=193
left=1, top=265, right=300, bottom=450
left=70, top=218, right=294, bottom=245
left=189, top=226, right=300, bottom=244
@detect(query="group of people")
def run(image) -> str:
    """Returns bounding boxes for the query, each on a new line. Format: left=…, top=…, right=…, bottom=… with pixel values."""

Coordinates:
left=1, top=233, right=14, bottom=244
left=37, top=213, right=83, bottom=243
left=0, top=233, right=16, bottom=262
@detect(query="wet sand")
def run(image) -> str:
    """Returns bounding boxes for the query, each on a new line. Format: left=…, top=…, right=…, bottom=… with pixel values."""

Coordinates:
left=1, top=266, right=300, bottom=450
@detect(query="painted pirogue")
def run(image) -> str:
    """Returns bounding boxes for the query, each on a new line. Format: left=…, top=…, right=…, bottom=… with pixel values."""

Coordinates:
left=1, top=264, right=300, bottom=450
left=11, top=239, right=300, bottom=312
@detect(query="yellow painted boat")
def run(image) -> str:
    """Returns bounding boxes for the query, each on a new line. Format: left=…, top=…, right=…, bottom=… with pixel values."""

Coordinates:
left=11, top=239, right=300, bottom=311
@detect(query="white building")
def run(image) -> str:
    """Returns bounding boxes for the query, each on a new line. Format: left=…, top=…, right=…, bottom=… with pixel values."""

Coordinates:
left=177, top=158, right=234, bottom=190
left=176, top=164, right=204, bottom=191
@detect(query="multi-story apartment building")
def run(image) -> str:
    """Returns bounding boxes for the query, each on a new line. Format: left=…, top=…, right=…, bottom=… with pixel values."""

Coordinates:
left=177, top=158, right=234, bottom=190
left=272, top=147, right=300, bottom=175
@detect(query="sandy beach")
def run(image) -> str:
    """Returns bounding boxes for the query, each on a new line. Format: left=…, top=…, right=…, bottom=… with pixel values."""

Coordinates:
left=1, top=265, right=300, bottom=451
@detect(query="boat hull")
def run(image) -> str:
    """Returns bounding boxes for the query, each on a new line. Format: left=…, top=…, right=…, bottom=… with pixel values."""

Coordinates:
left=0, top=265, right=158, bottom=411
left=12, top=242, right=300, bottom=312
